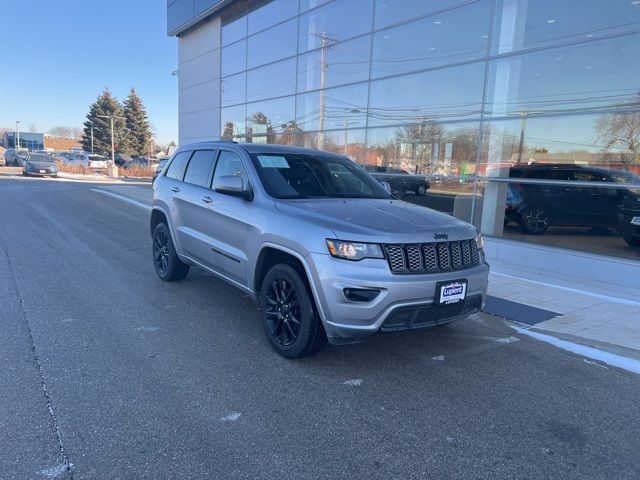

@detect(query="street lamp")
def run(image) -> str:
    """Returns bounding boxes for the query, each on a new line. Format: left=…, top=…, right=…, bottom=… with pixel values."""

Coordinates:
left=87, top=122, right=95, bottom=153
left=15, top=121, right=21, bottom=149
left=97, top=115, right=125, bottom=177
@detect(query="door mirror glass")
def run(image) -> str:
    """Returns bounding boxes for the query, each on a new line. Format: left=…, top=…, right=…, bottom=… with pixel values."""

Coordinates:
left=379, top=180, right=392, bottom=193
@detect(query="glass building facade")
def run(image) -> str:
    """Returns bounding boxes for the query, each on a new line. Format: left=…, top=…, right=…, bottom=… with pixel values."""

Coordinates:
left=171, top=0, right=640, bottom=264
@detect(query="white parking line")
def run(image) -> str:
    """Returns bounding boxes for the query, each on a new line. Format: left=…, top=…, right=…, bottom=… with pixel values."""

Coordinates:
left=90, top=188, right=151, bottom=211
left=513, top=326, right=640, bottom=375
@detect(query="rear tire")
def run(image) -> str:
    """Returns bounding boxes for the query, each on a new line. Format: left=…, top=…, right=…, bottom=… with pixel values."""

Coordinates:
left=152, top=223, right=190, bottom=281
left=259, top=264, right=327, bottom=358
left=520, top=206, right=549, bottom=235
left=417, top=185, right=427, bottom=196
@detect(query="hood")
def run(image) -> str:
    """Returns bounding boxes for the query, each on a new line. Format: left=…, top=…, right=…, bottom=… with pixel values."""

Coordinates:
left=275, top=198, right=476, bottom=243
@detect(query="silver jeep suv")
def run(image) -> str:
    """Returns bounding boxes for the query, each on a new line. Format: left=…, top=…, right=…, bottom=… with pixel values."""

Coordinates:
left=151, top=142, right=489, bottom=357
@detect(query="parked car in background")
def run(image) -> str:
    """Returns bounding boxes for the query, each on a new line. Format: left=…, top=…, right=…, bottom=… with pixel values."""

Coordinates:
left=115, top=154, right=133, bottom=167
left=67, top=152, right=109, bottom=170
left=22, top=153, right=58, bottom=177
left=123, top=157, right=151, bottom=169
left=363, top=165, right=430, bottom=196
left=151, top=142, right=488, bottom=358
left=4, top=148, right=29, bottom=166
left=505, top=164, right=640, bottom=246
left=152, top=157, right=169, bottom=182
left=51, top=151, right=73, bottom=163
left=0, top=147, right=5, bottom=166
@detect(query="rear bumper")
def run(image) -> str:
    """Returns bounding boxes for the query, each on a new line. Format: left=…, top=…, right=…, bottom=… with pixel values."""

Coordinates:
left=306, top=252, right=489, bottom=342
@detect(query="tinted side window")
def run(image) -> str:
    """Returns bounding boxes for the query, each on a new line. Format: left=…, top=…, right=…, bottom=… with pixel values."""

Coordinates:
left=165, top=151, right=192, bottom=181
left=183, top=150, right=217, bottom=187
left=213, top=151, right=248, bottom=186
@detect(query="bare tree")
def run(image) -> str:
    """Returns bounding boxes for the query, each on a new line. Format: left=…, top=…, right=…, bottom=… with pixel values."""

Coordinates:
left=595, top=111, right=640, bottom=166
left=394, top=121, right=445, bottom=174
left=48, top=126, right=73, bottom=138
left=28, top=123, right=38, bottom=133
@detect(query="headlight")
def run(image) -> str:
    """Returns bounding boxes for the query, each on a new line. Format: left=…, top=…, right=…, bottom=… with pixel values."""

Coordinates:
left=326, top=239, right=384, bottom=261
left=475, top=234, right=484, bottom=251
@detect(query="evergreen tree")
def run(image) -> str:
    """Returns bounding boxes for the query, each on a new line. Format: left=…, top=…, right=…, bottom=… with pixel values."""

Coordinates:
left=123, top=88, right=152, bottom=157
left=82, top=88, right=126, bottom=156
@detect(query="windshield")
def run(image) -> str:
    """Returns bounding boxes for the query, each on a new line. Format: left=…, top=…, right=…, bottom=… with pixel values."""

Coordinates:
left=28, top=153, right=54, bottom=163
left=249, top=152, right=391, bottom=199
left=89, top=155, right=106, bottom=161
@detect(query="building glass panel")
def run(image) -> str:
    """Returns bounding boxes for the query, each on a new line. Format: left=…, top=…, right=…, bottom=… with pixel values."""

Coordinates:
left=246, top=96, right=296, bottom=141
left=221, top=104, right=247, bottom=139
left=297, top=35, right=371, bottom=93
left=295, top=82, right=369, bottom=132
left=247, top=18, right=297, bottom=69
left=298, top=0, right=374, bottom=53
left=491, top=0, right=640, bottom=55
left=248, top=0, right=298, bottom=34
left=221, top=40, right=247, bottom=77
left=486, top=34, right=640, bottom=118
left=374, top=0, right=472, bottom=29
left=221, top=72, right=246, bottom=106
left=372, top=1, right=490, bottom=78
left=221, top=3, right=248, bottom=46
left=368, top=62, right=485, bottom=127
left=246, top=58, right=297, bottom=103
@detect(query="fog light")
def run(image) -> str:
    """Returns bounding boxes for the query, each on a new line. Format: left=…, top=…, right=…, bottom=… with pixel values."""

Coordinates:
left=343, top=288, right=381, bottom=302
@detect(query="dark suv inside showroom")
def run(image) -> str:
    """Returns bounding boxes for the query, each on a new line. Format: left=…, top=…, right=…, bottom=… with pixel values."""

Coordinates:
left=505, top=164, right=640, bottom=247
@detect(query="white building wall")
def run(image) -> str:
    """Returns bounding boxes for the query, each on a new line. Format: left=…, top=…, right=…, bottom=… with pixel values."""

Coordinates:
left=177, top=16, right=221, bottom=145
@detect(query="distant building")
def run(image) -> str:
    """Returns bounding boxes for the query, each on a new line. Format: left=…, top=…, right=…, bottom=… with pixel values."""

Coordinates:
left=44, top=135, right=81, bottom=151
left=3, top=131, right=44, bottom=151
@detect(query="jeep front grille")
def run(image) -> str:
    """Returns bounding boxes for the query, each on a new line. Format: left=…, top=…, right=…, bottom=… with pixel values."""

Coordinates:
left=383, top=239, right=480, bottom=274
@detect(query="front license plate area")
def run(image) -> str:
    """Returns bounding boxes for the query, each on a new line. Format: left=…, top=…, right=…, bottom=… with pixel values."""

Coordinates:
left=631, top=216, right=640, bottom=226
left=437, top=280, right=467, bottom=305
left=39, top=170, right=46, bottom=173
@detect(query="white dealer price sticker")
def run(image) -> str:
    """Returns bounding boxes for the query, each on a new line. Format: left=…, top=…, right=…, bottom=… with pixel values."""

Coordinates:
left=437, top=280, right=467, bottom=305
left=630, top=216, right=640, bottom=226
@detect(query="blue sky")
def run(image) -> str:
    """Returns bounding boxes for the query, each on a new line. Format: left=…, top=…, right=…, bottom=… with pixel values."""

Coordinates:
left=0, top=0, right=178, bottom=144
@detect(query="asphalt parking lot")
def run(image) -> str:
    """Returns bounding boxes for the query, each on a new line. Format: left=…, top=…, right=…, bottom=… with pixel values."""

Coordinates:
left=1, top=172, right=639, bottom=479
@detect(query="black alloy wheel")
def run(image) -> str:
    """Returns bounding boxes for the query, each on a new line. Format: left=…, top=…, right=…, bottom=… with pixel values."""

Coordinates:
left=152, top=223, right=190, bottom=281
left=260, top=264, right=327, bottom=358
left=264, top=278, right=302, bottom=347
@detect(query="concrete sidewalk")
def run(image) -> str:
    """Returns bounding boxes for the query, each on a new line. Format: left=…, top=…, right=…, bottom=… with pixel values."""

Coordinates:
left=488, top=269, right=640, bottom=357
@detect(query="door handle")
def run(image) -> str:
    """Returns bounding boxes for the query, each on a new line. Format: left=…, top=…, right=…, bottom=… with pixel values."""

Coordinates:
left=201, top=196, right=213, bottom=204
left=170, top=186, right=180, bottom=193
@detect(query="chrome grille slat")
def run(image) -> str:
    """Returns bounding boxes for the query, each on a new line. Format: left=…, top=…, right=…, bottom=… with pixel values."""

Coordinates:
left=384, top=239, right=480, bottom=274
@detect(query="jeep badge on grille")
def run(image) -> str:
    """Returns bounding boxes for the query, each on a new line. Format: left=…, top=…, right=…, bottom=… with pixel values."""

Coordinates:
left=433, top=233, right=449, bottom=240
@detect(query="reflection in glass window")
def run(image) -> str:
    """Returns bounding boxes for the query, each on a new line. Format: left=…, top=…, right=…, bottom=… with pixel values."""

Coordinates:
left=246, top=96, right=296, bottom=143
left=183, top=150, right=216, bottom=187
left=486, top=34, right=640, bottom=118
left=375, top=0, right=469, bottom=29
left=248, top=0, right=298, bottom=34
left=368, top=62, right=485, bottom=127
left=247, top=18, right=297, bottom=69
left=247, top=58, right=296, bottom=103
left=367, top=123, right=480, bottom=180
left=221, top=104, right=246, bottom=139
left=221, top=40, right=247, bottom=77
left=492, top=0, right=640, bottom=55
left=481, top=114, right=640, bottom=181
left=221, top=72, right=246, bottom=107
left=222, top=4, right=248, bottom=46
left=296, top=83, right=369, bottom=132
left=298, top=0, right=373, bottom=53
left=299, top=0, right=331, bottom=12
left=372, top=1, right=490, bottom=78
left=297, top=35, right=371, bottom=92
left=321, top=129, right=367, bottom=164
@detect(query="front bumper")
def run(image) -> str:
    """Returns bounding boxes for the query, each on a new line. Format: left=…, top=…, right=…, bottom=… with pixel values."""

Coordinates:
left=306, top=252, right=489, bottom=342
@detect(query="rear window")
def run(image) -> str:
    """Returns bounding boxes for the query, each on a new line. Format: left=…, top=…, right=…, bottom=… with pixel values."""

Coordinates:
left=165, top=151, right=192, bottom=181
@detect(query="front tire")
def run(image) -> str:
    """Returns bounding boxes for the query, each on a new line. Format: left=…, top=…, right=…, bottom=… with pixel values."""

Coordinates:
left=259, top=264, right=327, bottom=358
left=520, top=206, right=550, bottom=235
left=417, top=185, right=427, bottom=196
left=623, top=234, right=640, bottom=247
left=152, top=223, right=190, bottom=281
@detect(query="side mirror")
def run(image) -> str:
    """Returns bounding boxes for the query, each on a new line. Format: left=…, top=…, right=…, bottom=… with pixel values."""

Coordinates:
left=379, top=180, right=392, bottom=193
left=214, top=175, right=253, bottom=200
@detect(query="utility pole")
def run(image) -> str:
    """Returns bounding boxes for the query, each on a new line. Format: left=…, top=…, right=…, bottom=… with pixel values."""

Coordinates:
left=98, top=114, right=125, bottom=177
left=312, top=32, right=337, bottom=149
left=89, top=123, right=95, bottom=153
left=15, top=121, right=21, bottom=150
left=516, top=110, right=528, bottom=165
